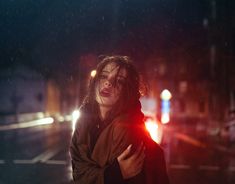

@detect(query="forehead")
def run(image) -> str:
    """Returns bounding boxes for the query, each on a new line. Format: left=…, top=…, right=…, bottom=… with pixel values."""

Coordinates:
left=102, top=62, right=127, bottom=77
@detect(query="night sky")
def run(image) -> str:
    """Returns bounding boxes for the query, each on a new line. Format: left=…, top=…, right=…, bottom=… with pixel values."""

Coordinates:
left=0, top=0, right=233, bottom=78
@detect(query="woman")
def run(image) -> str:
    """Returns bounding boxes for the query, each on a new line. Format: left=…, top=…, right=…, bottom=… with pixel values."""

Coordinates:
left=70, top=55, right=169, bottom=184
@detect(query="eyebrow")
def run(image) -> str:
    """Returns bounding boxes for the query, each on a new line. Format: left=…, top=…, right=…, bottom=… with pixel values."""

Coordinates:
left=101, top=71, right=126, bottom=79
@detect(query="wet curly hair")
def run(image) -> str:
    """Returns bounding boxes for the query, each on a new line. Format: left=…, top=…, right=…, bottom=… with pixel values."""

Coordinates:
left=82, top=55, right=142, bottom=122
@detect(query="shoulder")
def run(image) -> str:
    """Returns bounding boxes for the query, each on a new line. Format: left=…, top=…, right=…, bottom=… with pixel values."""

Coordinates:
left=111, top=114, right=146, bottom=147
left=145, top=137, right=166, bottom=163
left=112, top=114, right=144, bottom=133
left=111, top=115, right=130, bottom=138
left=145, top=135, right=164, bottom=152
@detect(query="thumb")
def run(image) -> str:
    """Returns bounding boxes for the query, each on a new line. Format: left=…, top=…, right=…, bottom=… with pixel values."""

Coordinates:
left=118, top=144, right=132, bottom=160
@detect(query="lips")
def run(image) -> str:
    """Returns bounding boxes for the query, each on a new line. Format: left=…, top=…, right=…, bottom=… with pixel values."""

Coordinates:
left=100, top=89, right=111, bottom=97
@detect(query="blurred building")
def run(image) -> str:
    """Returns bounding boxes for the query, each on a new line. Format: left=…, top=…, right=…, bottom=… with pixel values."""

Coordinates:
left=0, top=64, right=61, bottom=123
left=144, top=51, right=209, bottom=125
left=54, top=53, right=99, bottom=117
left=141, top=0, right=235, bottom=135
left=205, top=0, right=235, bottom=127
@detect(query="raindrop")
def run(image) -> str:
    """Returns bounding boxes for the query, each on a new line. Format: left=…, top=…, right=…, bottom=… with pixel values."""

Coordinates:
left=7, top=78, right=11, bottom=84
left=122, top=21, right=126, bottom=27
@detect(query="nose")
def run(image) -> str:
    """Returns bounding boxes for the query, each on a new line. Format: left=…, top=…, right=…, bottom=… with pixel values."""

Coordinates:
left=104, top=79, right=112, bottom=88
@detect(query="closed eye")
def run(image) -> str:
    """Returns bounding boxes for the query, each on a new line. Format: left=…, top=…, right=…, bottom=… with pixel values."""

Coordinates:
left=99, top=74, right=108, bottom=80
left=117, top=78, right=125, bottom=85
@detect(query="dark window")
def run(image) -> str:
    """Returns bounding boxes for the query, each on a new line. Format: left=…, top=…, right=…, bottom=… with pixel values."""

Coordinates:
left=199, top=101, right=205, bottom=113
left=180, top=100, right=185, bottom=112
left=36, top=93, right=43, bottom=102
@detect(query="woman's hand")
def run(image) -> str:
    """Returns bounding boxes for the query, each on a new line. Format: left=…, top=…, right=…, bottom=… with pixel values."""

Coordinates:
left=117, top=142, right=145, bottom=179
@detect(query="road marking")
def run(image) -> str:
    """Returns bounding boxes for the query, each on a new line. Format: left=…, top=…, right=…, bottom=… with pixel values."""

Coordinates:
left=13, top=147, right=61, bottom=164
left=172, top=131, right=233, bottom=155
left=170, top=164, right=191, bottom=169
left=199, top=165, right=220, bottom=171
left=174, top=133, right=207, bottom=148
left=0, top=160, right=5, bottom=164
left=9, top=159, right=235, bottom=170
left=170, top=164, right=235, bottom=172
left=13, top=160, right=35, bottom=164
left=45, top=160, right=67, bottom=165
left=39, top=148, right=61, bottom=162
left=0, top=117, right=54, bottom=131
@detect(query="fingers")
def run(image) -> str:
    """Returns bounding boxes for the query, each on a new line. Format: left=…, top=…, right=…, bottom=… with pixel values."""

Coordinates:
left=118, top=142, right=145, bottom=163
left=117, top=143, right=145, bottom=179
left=118, top=144, right=132, bottom=161
left=136, top=148, right=145, bottom=169
left=136, top=150, right=145, bottom=168
left=131, top=142, right=145, bottom=161
left=132, top=152, right=145, bottom=176
left=134, top=145, right=145, bottom=174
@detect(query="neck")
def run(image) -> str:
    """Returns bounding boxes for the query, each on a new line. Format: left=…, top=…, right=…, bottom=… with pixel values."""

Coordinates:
left=99, top=105, right=111, bottom=120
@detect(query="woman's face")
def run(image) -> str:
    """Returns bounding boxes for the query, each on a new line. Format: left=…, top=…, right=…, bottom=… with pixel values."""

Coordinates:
left=95, top=62, right=127, bottom=108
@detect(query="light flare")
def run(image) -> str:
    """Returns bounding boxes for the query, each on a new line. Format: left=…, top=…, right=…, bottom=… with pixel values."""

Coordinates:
left=161, top=113, right=170, bottom=124
left=72, top=110, right=81, bottom=133
left=145, top=118, right=159, bottom=143
left=0, top=117, right=54, bottom=131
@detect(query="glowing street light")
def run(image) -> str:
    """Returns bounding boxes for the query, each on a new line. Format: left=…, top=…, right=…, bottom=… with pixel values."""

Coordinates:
left=160, top=89, right=172, bottom=100
left=90, top=70, right=97, bottom=78
left=160, top=89, right=172, bottom=124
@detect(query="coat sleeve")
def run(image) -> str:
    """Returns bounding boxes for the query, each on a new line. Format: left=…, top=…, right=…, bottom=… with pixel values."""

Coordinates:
left=104, top=158, right=127, bottom=184
left=154, top=147, right=170, bottom=184
left=70, top=126, right=105, bottom=184
left=144, top=137, right=170, bottom=184
left=113, top=121, right=170, bottom=184
left=111, top=122, right=146, bottom=183
left=112, top=122, right=144, bottom=156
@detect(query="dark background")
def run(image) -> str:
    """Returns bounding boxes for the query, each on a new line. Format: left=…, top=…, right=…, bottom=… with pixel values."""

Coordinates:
left=1, top=0, right=234, bottom=80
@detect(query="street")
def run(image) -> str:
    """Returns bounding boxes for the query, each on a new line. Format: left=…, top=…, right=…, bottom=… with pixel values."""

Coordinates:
left=0, top=121, right=73, bottom=184
left=1, top=0, right=235, bottom=184
left=0, top=119, right=235, bottom=184
left=163, top=124, right=235, bottom=184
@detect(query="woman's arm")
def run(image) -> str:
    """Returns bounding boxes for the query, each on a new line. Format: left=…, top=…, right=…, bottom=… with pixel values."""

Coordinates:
left=104, top=144, right=145, bottom=184
left=144, top=137, right=170, bottom=184
left=104, top=158, right=125, bottom=184
left=70, top=128, right=105, bottom=184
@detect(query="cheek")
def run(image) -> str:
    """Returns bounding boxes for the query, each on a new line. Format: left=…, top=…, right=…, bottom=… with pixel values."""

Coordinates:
left=95, top=84, right=100, bottom=99
left=96, top=82, right=102, bottom=92
left=113, top=88, right=122, bottom=100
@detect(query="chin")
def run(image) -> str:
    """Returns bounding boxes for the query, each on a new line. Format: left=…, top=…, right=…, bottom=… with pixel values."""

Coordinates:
left=96, top=97, right=114, bottom=106
left=100, top=102, right=114, bottom=107
left=97, top=100, right=115, bottom=107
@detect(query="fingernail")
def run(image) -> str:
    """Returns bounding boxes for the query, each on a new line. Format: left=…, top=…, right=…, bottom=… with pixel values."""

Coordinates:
left=128, top=144, right=132, bottom=150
